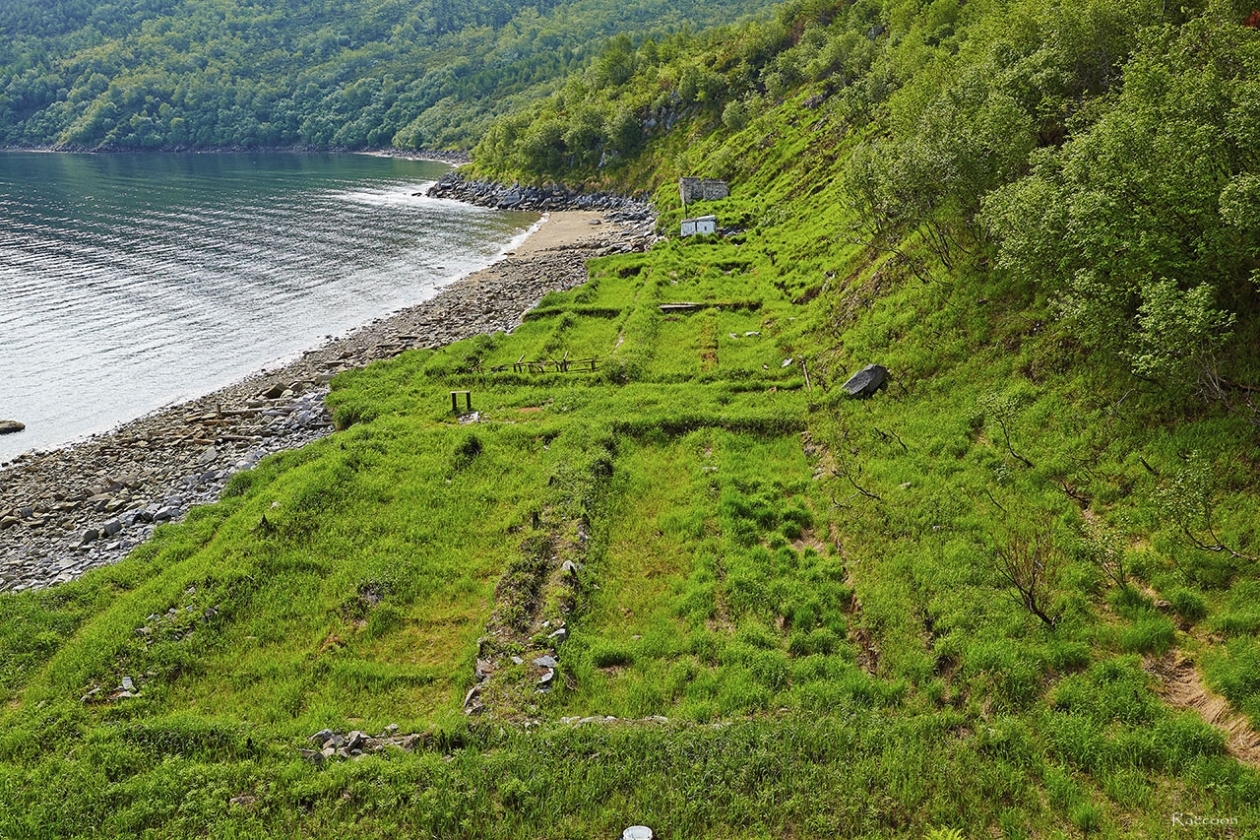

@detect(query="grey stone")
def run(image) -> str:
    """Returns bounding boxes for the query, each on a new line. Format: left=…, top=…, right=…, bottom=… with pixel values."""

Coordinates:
left=842, top=364, right=889, bottom=398
left=0, top=420, right=25, bottom=435
left=623, top=826, right=654, bottom=840
left=102, top=519, right=122, bottom=537
left=310, top=729, right=334, bottom=744
left=121, top=676, right=135, bottom=692
left=533, top=655, right=557, bottom=668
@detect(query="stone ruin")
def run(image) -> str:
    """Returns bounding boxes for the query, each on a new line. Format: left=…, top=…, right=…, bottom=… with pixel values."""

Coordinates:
left=679, top=177, right=729, bottom=205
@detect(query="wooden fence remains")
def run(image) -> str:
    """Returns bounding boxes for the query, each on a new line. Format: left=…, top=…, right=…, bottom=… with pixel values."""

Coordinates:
left=481, top=351, right=599, bottom=374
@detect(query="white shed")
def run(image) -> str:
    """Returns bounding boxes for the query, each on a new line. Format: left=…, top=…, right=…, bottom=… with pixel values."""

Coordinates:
left=680, top=215, right=717, bottom=237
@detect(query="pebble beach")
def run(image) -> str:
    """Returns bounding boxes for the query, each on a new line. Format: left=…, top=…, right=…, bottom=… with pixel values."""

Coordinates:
left=0, top=202, right=655, bottom=593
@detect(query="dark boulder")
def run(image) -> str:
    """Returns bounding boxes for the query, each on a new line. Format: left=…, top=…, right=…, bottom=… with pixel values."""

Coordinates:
left=842, top=364, right=889, bottom=398
left=0, top=420, right=25, bottom=435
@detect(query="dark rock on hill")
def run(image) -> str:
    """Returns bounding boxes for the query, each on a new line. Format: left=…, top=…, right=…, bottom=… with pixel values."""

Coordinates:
left=842, top=364, right=889, bottom=398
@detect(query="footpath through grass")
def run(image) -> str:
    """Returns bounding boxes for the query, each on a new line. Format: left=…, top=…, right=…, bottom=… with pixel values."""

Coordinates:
left=5, top=103, right=1260, bottom=838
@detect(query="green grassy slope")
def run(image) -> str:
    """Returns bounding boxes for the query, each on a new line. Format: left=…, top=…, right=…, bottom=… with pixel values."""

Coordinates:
left=2, top=163, right=1259, bottom=836
left=5, top=0, right=1260, bottom=837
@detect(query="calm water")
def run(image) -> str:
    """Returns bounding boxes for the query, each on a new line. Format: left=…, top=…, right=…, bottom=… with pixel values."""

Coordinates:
left=0, top=152, right=536, bottom=462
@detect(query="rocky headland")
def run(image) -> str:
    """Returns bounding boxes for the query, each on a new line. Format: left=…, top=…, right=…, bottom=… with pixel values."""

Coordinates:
left=425, top=171, right=653, bottom=217
left=0, top=208, right=656, bottom=594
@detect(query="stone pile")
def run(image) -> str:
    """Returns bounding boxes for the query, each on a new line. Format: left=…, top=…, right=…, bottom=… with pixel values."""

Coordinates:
left=367, top=149, right=471, bottom=166
left=300, top=724, right=429, bottom=763
left=0, top=388, right=332, bottom=594
left=0, top=213, right=655, bottom=594
left=426, top=172, right=653, bottom=219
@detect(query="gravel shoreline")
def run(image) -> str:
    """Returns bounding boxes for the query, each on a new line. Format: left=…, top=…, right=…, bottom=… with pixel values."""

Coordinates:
left=0, top=208, right=655, bottom=594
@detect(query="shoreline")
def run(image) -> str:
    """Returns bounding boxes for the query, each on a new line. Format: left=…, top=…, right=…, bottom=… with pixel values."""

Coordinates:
left=1, top=145, right=471, bottom=163
left=0, top=209, right=656, bottom=594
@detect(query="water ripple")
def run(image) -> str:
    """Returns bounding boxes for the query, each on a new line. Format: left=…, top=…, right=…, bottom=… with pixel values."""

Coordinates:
left=0, top=153, right=535, bottom=461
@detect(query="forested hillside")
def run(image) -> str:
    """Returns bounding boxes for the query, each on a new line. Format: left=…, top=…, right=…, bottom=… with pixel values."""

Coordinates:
left=476, top=0, right=1260, bottom=412
left=0, top=0, right=776, bottom=150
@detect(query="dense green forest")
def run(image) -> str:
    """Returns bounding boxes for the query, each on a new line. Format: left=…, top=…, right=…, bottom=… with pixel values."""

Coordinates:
left=0, top=0, right=776, bottom=150
left=6, top=0, right=1260, bottom=836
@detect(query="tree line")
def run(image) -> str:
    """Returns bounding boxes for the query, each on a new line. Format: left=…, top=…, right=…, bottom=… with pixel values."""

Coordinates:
left=0, top=0, right=777, bottom=151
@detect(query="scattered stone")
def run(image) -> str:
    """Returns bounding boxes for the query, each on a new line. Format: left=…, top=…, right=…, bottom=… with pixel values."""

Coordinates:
left=533, top=655, right=558, bottom=668
left=842, top=364, right=889, bottom=398
left=548, top=626, right=568, bottom=644
left=0, top=421, right=25, bottom=435
left=0, top=199, right=652, bottom=593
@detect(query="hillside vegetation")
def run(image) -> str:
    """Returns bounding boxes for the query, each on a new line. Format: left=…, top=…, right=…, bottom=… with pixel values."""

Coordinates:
left=0, top=0, right=774, bottom=150
left=4, top=0, right=1260, bottom=837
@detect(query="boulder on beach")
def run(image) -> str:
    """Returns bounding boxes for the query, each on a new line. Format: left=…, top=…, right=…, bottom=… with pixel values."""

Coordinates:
left=0, top=420, right=25, bottom=435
